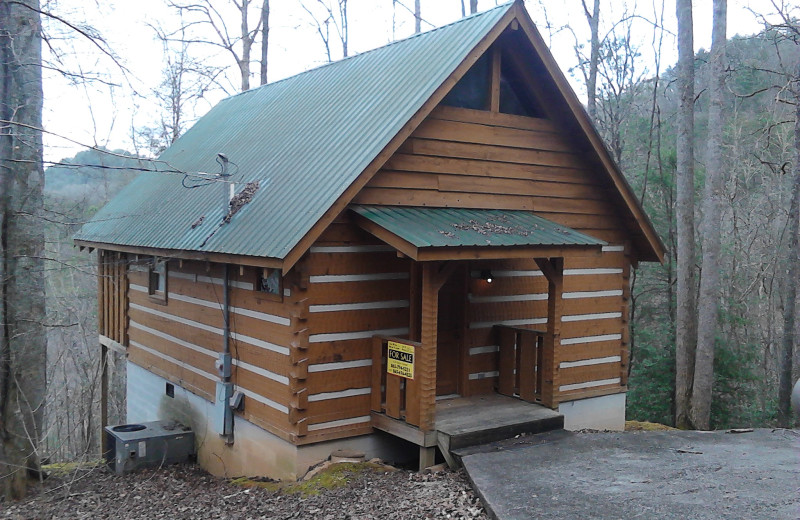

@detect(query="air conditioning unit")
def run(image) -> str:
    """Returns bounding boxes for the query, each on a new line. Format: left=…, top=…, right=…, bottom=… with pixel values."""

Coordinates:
left=104, top=420, right=195, bottom=475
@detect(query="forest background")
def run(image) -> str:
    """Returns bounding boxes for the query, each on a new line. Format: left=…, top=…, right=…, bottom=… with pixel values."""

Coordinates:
left=9, top=0, right=800, bottom=470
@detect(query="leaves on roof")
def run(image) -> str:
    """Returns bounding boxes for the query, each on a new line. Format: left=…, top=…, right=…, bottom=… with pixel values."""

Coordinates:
left=223, top=180, right=260, bottom=224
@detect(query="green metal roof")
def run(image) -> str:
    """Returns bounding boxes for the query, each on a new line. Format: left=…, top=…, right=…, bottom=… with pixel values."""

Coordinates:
left=74, top=3, right=514, bottom=260
left=351, top=205, right=605, bottom=249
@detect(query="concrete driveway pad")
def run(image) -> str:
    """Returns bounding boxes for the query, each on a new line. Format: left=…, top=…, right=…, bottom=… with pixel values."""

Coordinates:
left=457, top=428, right=800, bottom=520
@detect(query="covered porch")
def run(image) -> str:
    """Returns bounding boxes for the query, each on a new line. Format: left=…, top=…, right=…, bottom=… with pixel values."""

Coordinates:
left=351, top=205, right=608, bottom=467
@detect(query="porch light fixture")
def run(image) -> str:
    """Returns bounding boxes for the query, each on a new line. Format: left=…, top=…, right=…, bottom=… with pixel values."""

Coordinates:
left=480, top=269, right=494, bottom=283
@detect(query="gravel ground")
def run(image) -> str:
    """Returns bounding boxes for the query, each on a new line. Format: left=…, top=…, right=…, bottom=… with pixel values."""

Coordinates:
left=1, top=463, right=488, bottom=520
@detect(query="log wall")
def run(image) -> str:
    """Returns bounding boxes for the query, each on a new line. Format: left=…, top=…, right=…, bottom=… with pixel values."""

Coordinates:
left=466, top=246, right=631, bottom=403
left=354, top=105, right=629, bottom=245
left=98, top=250, right=128, bottom=344
left=125, top=259, right=298, bottom=442
left=298, top=222, right=412, bottom=443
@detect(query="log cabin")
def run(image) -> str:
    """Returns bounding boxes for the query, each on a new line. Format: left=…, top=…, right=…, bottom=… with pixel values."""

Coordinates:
left=75, top=1, right=664, bottom=479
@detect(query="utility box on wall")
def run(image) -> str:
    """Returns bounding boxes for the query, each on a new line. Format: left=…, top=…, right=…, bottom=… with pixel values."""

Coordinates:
left=104, top=420, right=195, bottom=475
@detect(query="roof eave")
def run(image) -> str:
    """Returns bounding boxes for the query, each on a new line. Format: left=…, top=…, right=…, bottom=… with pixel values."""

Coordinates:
left=74, top=239, right=283, bottom=269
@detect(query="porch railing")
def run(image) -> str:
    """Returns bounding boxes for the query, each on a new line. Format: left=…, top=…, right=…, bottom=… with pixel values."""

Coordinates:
left=495, top=325, right=545, bottom=404
left=371, top=335, right=431, bottom=429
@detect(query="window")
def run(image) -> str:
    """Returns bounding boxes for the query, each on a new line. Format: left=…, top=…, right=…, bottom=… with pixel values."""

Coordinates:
left=256, top=268, right=283, bottom=300
left=499, top=50, right=544, bottom=118
left=441, top=53, right=491, bottom=110
left=440, top=45, right=545, bottom=118
left=148, top=258, right=168, bottom=303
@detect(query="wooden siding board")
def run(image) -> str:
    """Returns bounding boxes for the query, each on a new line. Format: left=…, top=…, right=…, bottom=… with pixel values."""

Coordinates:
left=305, top=251, right=410, bottom=276
left=559, top=362, right=621, bottom=386
left=306, top=395, right=372, bottom=425
left=305, top=279, right=410, bottom=305
left=384, top=153, right=597, bottom=185
left=559, top=340, right=622, bottom=363
left=306, top=366, right=372, bottom=394
left=309, top=307, right=409, bottom=335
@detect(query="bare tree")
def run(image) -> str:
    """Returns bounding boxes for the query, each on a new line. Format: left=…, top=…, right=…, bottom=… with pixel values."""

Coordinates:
left=674, top=0, right=698, bottom=429
left=0, top=0, right=47, bottom=500
left=415, top=0, right=421, bottom=34
left=302, top=0, right=349, bottom=62
left=260, top=0, right=269, bottom=85
left=757, top=1, right=800, bottom=428
left=470, top=0, right=478, bottom=15
left=582, top=0, right=601, bottom=120
left=692, top=0, right=728, bottom=430
left=166, top=0, right=266, bottom=92
left=145, top=23, right=226, bottom=150
left=780, top=96, right=800, bottom=427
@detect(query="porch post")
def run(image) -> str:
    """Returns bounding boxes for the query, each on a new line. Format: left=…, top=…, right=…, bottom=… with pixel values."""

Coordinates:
left=535, top=257, right=564, bottom=409
left=418, top=263, right=439, bottom=431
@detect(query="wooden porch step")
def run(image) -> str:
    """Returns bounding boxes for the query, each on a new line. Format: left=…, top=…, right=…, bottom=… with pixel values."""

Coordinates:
left=435, top=394, right=564, bottom=464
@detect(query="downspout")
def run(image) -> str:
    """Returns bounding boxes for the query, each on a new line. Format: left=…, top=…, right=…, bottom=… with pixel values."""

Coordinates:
left=223, top=264, right=231, bottom=360
left=215, top=264, right=234, bottom=443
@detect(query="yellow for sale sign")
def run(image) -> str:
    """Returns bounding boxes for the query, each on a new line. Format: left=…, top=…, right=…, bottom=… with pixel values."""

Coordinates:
left=386, top=341, right=415, bottom=380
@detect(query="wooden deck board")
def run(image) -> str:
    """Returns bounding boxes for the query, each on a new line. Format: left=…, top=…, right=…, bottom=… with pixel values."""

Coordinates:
left=435, top=394, right=563, bottom=450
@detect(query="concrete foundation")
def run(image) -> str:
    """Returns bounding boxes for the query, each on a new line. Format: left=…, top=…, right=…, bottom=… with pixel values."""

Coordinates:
left=126, top=362, right=410, bottom=480
left=558, top=392, right=626, bottom=431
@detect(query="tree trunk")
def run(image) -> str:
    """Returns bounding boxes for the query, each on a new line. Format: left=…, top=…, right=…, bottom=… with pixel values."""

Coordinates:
left=778, top=85, right=800, bottom=428
left=470, top=0, right=477, bottom=14
left=260, top=0, right=269, bottom=85
left=340, top=0, right=348, bottom=58
left=414, top=0, right=421, bottom=34
left=584, top=0, right=600, bottom=121
left=239, top=0, right=252, bottom=91
left=0, top=0, right=47, bottom=500
left=674, top=0, right=698, bottom=429
left=691, top=0, right=727, bottom=431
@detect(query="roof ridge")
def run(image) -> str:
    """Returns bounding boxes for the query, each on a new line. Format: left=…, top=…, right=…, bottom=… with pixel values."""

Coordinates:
left=224, top=1, right=514, bottom=102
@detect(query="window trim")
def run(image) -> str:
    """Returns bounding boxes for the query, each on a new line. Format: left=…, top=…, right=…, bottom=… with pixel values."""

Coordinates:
left=148, top=257, right=168, bottom=304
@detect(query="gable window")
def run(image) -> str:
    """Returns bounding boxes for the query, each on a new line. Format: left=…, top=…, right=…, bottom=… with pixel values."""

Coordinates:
left=148, top=258, right=168, bottom=303
left=256, top=268, right=283, bottom=301
left=499, top=49, right=544, bottom=117
left=441, top=53, right=491, bottom=111
left=440, top=44, right=544, bottom=118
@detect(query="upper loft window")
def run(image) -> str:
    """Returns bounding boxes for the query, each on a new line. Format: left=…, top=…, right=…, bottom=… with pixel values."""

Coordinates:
left=148, top=258, right=168, bottom=303
left=256, top=267, right=283, bottom=301
left=440, top=47, right=544, bottom=118
left=441, top=53, right=491, bottom=111
left=499, top=50, right=544, bottom=118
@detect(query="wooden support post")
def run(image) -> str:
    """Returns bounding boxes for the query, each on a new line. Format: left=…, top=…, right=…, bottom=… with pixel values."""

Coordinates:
left=409, top=263, right=422, bottom=342
left=490, top=46, right=501, bottom=112
left=418, top=263, right=440, bottom=431
left=535, top=257, right=564, bottom=409
left=419, top=446, right=436, bottom=471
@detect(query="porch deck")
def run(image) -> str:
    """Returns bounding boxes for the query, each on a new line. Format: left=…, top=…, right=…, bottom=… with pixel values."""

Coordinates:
left=435, top=394, right=563, bottom=451
left=371, top=393, right=564, bottom=469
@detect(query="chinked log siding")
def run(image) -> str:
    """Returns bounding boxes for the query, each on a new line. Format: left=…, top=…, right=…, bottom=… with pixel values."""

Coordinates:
left=125, top=261, right=297, bottom=442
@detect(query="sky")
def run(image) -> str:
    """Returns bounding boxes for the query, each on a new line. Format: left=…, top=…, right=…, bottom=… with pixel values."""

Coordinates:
left=41, top=0, right=771, bottom=163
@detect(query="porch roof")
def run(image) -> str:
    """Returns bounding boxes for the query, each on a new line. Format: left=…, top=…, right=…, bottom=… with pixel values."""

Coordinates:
left=351, top=205, right=605, bottom=260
